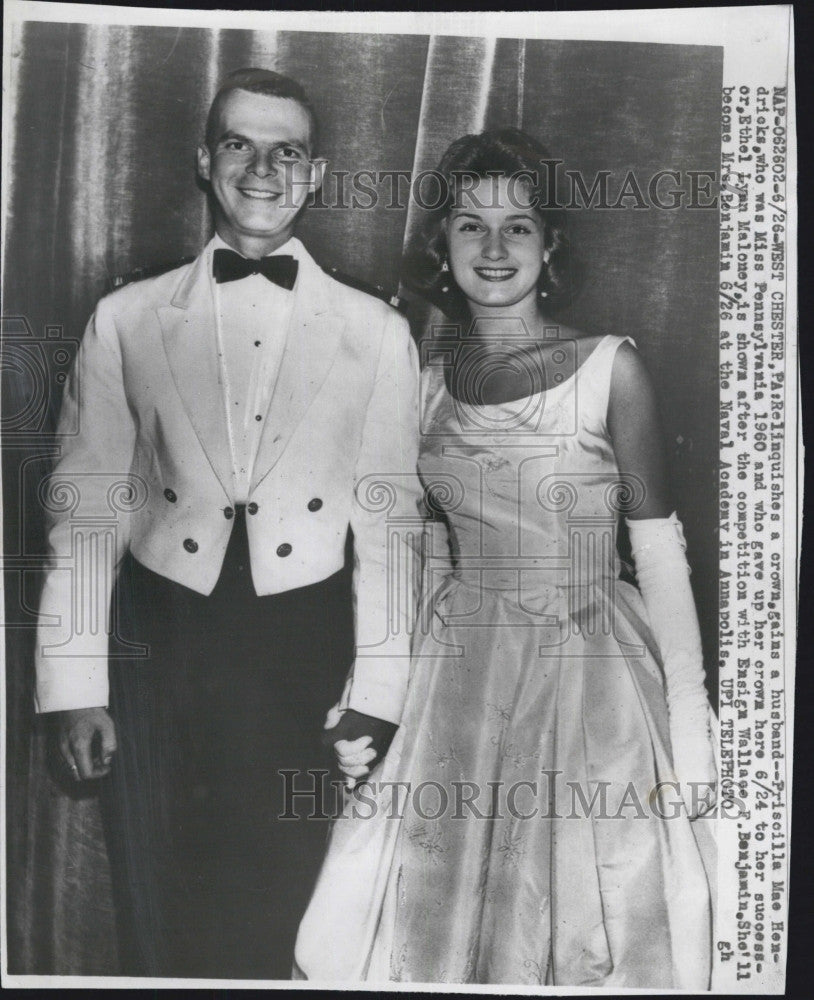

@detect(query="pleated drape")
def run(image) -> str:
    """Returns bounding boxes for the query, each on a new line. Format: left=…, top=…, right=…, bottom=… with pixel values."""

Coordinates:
left=3, top=23, right=722, bottom=974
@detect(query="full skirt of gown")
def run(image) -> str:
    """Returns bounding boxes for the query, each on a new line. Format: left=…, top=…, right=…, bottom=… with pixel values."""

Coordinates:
left=295, top=335, right=715, bottom=988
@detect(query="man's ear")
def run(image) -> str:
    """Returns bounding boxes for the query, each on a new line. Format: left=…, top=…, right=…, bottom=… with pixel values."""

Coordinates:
left=197, top=144, right=211, bottom=183
left=309, top=157, right=328, bottom=194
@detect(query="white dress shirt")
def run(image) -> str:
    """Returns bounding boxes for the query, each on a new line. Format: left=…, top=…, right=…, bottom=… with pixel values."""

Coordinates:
left=210, top=233, right=300, bottom=502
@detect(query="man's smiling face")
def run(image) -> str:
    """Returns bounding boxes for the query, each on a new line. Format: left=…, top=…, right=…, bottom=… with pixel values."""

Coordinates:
left=197, top=89, right=319, bottom=256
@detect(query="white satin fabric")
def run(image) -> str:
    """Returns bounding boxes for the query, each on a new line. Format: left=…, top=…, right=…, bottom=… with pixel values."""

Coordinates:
left=295, top=335, right=715, bottom=987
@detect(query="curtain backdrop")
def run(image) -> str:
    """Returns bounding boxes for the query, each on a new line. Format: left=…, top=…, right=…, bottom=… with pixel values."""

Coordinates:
left=3, top=21, right=722, bottom=974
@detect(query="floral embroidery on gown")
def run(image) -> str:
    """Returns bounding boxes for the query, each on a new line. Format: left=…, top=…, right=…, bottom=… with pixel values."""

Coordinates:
left=295, top=334, right=714, bottom=989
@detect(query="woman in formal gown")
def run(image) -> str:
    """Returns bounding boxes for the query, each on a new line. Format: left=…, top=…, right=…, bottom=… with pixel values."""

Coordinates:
left=295, top=128, right=717, bottom=988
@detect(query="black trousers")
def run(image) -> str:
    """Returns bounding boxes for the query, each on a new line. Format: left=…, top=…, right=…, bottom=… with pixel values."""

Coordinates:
left=101, top=508, right=353, bottom=979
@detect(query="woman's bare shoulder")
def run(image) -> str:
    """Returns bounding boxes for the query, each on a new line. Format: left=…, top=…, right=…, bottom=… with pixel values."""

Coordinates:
left=547, top=325, right=605, bottom=365
left=609, top=338, right=657, bottom=409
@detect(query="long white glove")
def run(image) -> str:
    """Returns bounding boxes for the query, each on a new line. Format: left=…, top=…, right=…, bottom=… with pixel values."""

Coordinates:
left=627, top=512, right=717, bottom=820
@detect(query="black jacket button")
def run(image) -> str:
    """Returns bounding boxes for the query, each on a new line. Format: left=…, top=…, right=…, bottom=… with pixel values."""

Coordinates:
left=183, top=538, right=198, bottom=553
left=164, top=488, right=177, bottom=503
left=247, top=502, right=259, bottom=515
left=224, top=506, right=234, bottom=519
left=276, top=543, right=292, bottom=557
left=307, top=497, right=323, bottom=512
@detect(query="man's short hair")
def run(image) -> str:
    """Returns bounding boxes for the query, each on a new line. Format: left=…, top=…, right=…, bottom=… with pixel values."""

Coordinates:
left=205, top=68, right=318, bottom=151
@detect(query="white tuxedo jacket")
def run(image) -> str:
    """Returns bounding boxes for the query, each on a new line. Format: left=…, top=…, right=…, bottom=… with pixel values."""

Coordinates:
left=35, top=242, right=421, bottom=722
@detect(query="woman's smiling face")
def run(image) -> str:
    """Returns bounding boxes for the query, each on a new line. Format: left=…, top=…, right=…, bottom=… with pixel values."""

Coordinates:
left=445, top=176, right=548, bottom=315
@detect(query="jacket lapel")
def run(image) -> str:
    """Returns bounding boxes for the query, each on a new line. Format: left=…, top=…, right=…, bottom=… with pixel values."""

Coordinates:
left=250, top=248, right=344, bottom=491
left=157, top=247, right=234, bottom=497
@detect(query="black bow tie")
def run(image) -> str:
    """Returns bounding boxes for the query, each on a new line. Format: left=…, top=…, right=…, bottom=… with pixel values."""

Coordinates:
left=212, top=248, right=298, bottom=289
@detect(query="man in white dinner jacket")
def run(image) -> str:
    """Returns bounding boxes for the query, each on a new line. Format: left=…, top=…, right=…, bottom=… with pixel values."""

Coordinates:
left=35, top=68, right=420, bottom=979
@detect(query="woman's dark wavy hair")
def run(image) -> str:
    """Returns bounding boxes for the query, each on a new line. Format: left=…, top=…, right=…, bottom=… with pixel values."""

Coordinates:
left=403, top=128, right=576, bottom=320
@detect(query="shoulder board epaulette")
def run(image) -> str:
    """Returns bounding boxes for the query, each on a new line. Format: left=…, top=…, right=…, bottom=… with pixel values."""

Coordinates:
left=322, top=265, right=409, bottom=315
left=109, top=255, right=196, bottom=292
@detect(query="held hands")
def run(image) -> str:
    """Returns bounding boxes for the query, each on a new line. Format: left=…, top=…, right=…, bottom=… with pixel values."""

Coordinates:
left=334, top=736, right=376, bottom=791
left=322, top=706, right=397, bottom=790
left=57, top=707, right=117, bottom=781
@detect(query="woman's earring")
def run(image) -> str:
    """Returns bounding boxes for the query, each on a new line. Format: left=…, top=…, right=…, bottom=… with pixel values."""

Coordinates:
left=441, top=256, right=450, bottom=292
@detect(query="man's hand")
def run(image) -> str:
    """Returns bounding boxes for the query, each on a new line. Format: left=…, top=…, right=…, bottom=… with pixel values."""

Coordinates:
left=322, top=706, right=397, bottom=790
left=57, top=707, right=117, bottom=781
